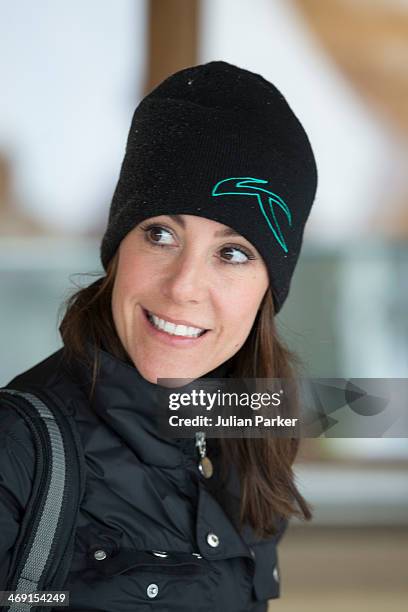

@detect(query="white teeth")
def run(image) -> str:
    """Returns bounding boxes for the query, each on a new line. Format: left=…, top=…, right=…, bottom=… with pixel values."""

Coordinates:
left=148, top=312, right=205, bottom=338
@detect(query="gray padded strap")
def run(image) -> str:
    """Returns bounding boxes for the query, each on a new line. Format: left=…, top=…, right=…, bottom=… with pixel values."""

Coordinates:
left=0, top=389, right=66, bottom=611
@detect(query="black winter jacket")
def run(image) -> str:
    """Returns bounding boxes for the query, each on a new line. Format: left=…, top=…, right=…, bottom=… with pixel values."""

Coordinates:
left=0, top=345, right=288, bottom=611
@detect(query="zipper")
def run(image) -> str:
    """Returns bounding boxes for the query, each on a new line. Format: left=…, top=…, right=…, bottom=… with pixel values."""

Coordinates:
left=195, top=431, right=213, bottom=479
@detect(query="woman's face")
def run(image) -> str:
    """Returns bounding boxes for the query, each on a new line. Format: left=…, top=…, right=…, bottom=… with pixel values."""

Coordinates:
left=111, top=214, right=269, bottom=383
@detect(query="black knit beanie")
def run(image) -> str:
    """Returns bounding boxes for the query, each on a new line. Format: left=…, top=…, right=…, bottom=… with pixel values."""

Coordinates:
left=101, top=60, right=318, bottom=314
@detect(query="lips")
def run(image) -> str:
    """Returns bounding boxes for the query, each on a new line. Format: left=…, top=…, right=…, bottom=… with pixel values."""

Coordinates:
left=141, top=307, right=210, bottom=344
left=143, top=308, right=209, bottom=331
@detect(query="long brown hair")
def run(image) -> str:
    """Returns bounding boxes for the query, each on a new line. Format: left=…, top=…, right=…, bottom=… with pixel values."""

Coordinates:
left=59, top=254, right=313, bottom=538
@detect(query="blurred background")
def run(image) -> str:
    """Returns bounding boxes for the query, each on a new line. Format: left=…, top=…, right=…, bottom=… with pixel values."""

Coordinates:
left=0, top=0, right=407, bottom=610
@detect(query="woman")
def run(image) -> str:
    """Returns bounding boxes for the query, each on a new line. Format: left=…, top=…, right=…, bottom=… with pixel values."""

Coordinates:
left=0, top=61, right=318, bottom=611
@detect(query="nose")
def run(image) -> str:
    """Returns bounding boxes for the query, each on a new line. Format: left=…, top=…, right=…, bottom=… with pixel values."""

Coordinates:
left=161, top=249, right=208, bottom=304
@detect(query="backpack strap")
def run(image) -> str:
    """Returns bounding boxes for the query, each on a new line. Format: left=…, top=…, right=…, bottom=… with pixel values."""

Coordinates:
left=0, top=387, right=86, bottom=612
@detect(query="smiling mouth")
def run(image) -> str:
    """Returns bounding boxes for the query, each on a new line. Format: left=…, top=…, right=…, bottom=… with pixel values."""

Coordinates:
left=143, top=308, right=208, bottom=338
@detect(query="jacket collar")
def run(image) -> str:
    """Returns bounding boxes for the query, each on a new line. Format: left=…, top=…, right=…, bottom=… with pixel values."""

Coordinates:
left=70, top=343, right=234, bottom=469
left=69, top=344, right=258, bottom=559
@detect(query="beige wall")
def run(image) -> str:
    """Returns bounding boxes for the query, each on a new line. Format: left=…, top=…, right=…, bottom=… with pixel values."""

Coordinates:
left=269, top=525, right=408, bottom=612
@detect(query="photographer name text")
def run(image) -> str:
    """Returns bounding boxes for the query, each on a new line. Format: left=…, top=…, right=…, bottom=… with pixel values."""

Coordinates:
left=168, top=415, right=298, bottom=428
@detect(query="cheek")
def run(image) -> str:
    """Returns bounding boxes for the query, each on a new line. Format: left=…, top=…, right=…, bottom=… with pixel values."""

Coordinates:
left=113, top=254, right=153, bottom=306
left=221, top=283, right=265, bottom=343
left=111, top=261, right=144, bottom=334
left=111, top=277, right=126, bottom=338
left=220, top=269, right=269, bottom=344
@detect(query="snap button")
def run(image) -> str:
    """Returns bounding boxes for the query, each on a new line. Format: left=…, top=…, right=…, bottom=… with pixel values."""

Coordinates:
left=146, top=583, right=159, bottom=599
left=152, top=550, right=168, bottom=558
left=273, top=566, right=279, bottom=582
left=93, top=549, right=107, bottom=561
left=206, top=532, right=220, bottom=548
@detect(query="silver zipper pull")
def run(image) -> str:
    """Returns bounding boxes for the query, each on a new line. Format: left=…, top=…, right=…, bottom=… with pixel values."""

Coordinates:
left=195, top=431, right=213, bottom=479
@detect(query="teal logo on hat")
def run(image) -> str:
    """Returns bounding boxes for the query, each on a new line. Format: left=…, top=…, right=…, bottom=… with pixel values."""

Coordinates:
left=211, top=177, right=292, bottom=253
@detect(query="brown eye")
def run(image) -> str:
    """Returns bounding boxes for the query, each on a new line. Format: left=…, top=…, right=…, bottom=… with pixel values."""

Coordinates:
left=220, top=246, right=255, bottom=265
left=143, top=225, right=175, bottom=246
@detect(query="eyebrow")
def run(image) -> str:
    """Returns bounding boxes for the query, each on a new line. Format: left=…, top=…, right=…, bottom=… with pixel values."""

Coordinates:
left=168, top=214, right=241, bottom=238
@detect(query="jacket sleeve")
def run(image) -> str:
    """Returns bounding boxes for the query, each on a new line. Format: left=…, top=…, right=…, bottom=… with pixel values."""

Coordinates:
left=0, top=402, right=35, bottom=588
